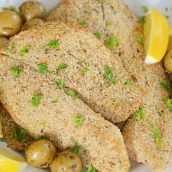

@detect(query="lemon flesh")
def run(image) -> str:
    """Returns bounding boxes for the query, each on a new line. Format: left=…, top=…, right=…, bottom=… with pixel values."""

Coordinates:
left=144, top=8, right=170, bottom=64
left=0, top=148, right=28, bottom=172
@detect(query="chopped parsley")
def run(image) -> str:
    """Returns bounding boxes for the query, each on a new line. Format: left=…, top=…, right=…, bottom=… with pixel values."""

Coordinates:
left=152, top=124, right=163, bottom=145
left=73, top=114, right=84, bottom=128
left=56, top=63, right=68, bottom=74
left=35, top=135, right=48, bottom=140
left=70, top=137, right=80, bottom=154
left=94, top=31, right=102, bottom=39
left=80, top=61, right=90, bottom=75
left=137, top=35, right=144, bottom=46
left=104, top=65, right=117, bottom=85
left=104, top=35, right=119, bottom=50
left=142, top=6, right=148, bottom=13
left=5, top=43, right=16, bottom=54
left=133, top=107, right=145, bottom=121
left=11, top=66, right=21, bottom=78
left=48, top=40, right=60, bottom=49
left=37, top=64, right=48, bottom=76
left=160, top=80, right=171, bottom=91
left=56, top=80, right=65, bottom=89
left=98, top=0, right=105, bottom=5
left=19, top=44, right=31, bottom=57
left=124, top=80, right=132, bottom=87
left=86, top=166, right=97, bottom=172
left=31, top=93, right=42, bottom=107
left=2, top=6, right=18, bottom=13
left=138, top=16, right=145, bottom=24
left=79, top=20, right=87, bottom=26
left=165, top=98, right=172, bottom=111
left=65, top=89, right=78, bottom=100
left=156, top=106, right=164, bottom=117
left=12, top=128, right=28, bottom=141
left=51, top=99, right=59, bottom=104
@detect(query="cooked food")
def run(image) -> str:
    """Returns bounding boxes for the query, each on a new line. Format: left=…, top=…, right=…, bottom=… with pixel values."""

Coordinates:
left=19, top=1, right=46, bottom=21
left=0, top=11, right=22, bottom=37
left=25, top=139, right=56, bottom=168
left=0, top=52, right=129, bottom=172
left=22, top=18, right=45, bottom=30
left=0, top=36, right=8, bottom=48
left=164, top=49, right=172, bottom=72
left=47, top=0, right=172, bottom=171
left=50, top=151, right=82, bottom=172
left=0, top=103, right=33, bottom=151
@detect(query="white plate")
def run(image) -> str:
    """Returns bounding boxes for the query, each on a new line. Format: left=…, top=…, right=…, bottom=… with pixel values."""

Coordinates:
left=0, top=0, right=172, bottom=172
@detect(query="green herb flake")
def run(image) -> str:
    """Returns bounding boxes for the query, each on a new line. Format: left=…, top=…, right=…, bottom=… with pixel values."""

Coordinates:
left=142, top=6, right=148, bottom=13
left=160, top=80, right=171, bottom=91
left=56, top=80, right=65, bottom=89
left=137, top=35, right=144, bottom=46
left=104, top=35, right=119, bottom=50
left=65, top=89, right=78, bottom=100
left=48, top=40, right=60, bottom=49
left=79, top=20, right=87, bottom=26
left=99, top=0, right=105, bottom=5
left=104, top=65, right=117, bottom=85
left=31, top=93, right=42, bottom=107
left=35, top=135, right=48, bottom=140
left=73, top=114, right=84, bottom=129
left=80, top=61, right=90, bottom=75
left=12, top=128, right=28, bottom=141
left=86, top=166, right=97, bottom=172
left=2, top=6, right=18, bottom=13
left=152, top=125, right=163, bottom=145
left=134, top=107, right=145, bottom=121
left=19, top=44, right=31, bottom=57
left=56, top=63, right=68, bottom=74
left=156, top=106, right=164, bottom=117
left=11, top=66, right=21, bottom=78
left=139, top=16, right=146, bottom=24
left=70, top=137, right=80, bottom=154
left=94, top=31, right=102, bottom=39
left=165, top=98, right=172, bottom=111
left=37, top=64, right=48, bottom=76
left=124, top=80, right=133, bottom=87
left=51, top=99, right=59, bottom=104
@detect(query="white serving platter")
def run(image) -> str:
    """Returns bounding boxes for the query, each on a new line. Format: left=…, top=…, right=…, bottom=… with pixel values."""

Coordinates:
left=0, top=0, right=172, bottom=172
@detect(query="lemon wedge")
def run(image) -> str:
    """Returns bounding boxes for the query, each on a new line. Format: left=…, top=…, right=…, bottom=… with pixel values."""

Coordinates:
left=0, top=147, right=28, bottom=172
left=144, top=8, right=170, bottom=64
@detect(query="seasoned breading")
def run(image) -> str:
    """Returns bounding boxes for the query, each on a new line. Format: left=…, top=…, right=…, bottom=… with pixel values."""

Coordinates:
left=47, top=0, right=172, bottom=171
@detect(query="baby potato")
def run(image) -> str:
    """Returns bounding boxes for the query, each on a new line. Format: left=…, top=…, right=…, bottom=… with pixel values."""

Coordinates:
left=50, top=151, right=82, bottom=172
left=25, top=139, right=56, bottom=168
left=164, top=49, right=172, bottom=73
left=19, top=1, right=46, bottom=21
left=0, top=36, right=8, bottom=48
left=22, top=18, right=45, bottom=31
left=0, top=11, right=22, bottom=37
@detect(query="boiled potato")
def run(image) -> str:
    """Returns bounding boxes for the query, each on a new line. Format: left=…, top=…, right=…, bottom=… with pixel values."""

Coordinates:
left=25, top=139, right=56, bottom=168
left=0, top=36, right=8, bottom=48
left=0, top=11, right=22, bottom=37
left=22, top=18, right=45, bottom=31
left=50, top=151, right=82, bottom=172
left=19, top=1, right=46, bottom=21
left=164, top=49, right=172, bottom=72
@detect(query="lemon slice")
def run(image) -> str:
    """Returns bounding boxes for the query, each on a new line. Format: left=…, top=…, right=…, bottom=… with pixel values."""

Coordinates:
left=0, top=147, right=28, bottom=172
left=144, top=8, right=170, bottom=64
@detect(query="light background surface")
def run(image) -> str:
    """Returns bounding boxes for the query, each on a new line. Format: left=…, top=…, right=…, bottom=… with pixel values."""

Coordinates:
left=0, top=0, right=172, bottom=171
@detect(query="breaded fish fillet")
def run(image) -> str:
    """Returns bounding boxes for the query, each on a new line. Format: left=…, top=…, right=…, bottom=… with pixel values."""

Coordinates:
left=0, top=55, right=129, bottom=172
left=47, top=0, right=172, bottom=171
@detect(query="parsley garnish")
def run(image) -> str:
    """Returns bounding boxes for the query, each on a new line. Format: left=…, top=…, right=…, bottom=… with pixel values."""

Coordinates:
left=152, top=125, right=163, bottom=145
left=12, top=128, right=28, bottom=141
left=73, top=114, right=84, bottom=128
left=99, top=0, right=105, bottom=5
left=51, top=99, right=59, bottom=104
left=79, top=20, right=87, bottom=26
left=104, top=35, right=119, bottom=50
left=56, top=80, right=65, bottom=89
left=86, top=166, right=97, bottom=172
left=5, top=43, right=16, bottom=54
left=160, top=80, right=171, bottom=91
left=11, top=66, right=21, bottom=78
left=2, top=6, right=18, bottom=13
left=104, top=65, right=117, bottom=85
left=94, top=31, right=102, bottom=39
left=139, top=16, right=145, bottom=24
left=48, top=40, right=60, bottom=49
left=80, top=61, right=90, bottom=75
left=56, top=63, right=68, bottom=74
left=70, top=137, right=80, bottom=154
left=19, top=44, right=31, bottom=57
left=65, top=89, right=78, bottom=100
left=31, top=93, right=42, bottom=107
left=142, top=6, right=148, bottom=13
left=137, top=35, right=144, bottom=46
left=156, top=106, right=164, bottom=116
left=134, top=107, right=145, bottom=121
left=37, top=64, right=48, bottom=76
left=35, top=135, right=48, bottom=140
left=165, top=98, right=172, bottom=111
left=124, top=80, right=132, bottom=87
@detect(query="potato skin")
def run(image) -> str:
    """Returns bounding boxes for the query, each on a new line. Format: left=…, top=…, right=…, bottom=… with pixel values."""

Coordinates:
left=50, top=151, right=82, bottom=172
left=25, top=139, right=56, bottom=168
left=164, top=49, right=172, bottom=73
left=19, top=1, right=46, bottom=21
